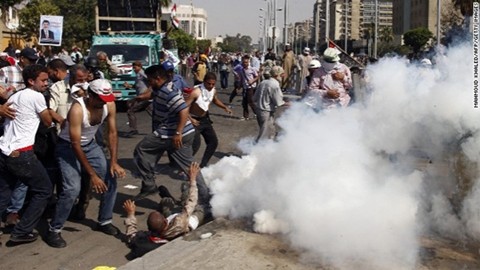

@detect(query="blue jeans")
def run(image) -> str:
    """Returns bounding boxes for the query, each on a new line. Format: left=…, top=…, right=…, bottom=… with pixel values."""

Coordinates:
left=50, top=139, right=117, bottom=232
left=6, top=181, right=28, bottom=213
left=220, top=71, right=229, bottom=89
left=0, top=150, right=52, bottom=235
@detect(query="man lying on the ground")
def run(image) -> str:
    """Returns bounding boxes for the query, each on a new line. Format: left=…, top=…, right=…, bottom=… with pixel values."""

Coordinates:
left=123, top=162, right=203, bottom=258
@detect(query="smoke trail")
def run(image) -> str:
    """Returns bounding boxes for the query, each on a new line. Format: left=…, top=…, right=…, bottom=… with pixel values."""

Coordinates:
left=203, top=41, right=475, bottom=269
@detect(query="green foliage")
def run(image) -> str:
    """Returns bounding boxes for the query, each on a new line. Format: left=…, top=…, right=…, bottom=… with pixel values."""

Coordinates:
left=379, top=26, right=394, bottom=44
left=196, top=39, right=212, bottom=54
left=52, top=0, right=96, bottom=48
left=1, top=0, right=23, bottom=9
left=17, top=0, right=60, bottom=41
left=394, top=45, right=412, bottom=56
left=216, top=34, right=252, bottom=53
left=17, top=0, right=95, bottom=49
left=403, top=27, right=433, bottom=53
left=169, top=29, right=195, bottom=54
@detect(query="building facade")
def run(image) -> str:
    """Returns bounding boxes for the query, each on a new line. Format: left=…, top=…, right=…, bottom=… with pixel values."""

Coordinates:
left=392, top=0, right=450, bottom=44
left=161, top=5, right=208, bottom=40
left=0, top=6, right=24, bottom=52
left=312, top=0, right=392, bottom=53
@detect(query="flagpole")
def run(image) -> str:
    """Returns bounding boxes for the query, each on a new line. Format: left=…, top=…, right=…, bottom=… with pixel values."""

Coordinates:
left=328, top=38, right=364, bottom=67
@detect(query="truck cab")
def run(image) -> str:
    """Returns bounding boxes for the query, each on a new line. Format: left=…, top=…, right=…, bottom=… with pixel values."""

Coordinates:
left=88, top=34, right=162, bottom=101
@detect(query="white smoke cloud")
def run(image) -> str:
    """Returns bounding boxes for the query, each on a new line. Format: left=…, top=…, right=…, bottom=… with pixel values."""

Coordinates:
left=203, top=41, right=476, bottom=269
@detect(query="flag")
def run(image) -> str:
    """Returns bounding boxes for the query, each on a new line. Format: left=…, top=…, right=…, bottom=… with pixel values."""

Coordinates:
left=328, top=40, right=336, bottom=48
left=170, top=4, right=180, bottom=29
left=205, top=46, right=211, bottom=56
left=327, top=38, right=364, bottom=68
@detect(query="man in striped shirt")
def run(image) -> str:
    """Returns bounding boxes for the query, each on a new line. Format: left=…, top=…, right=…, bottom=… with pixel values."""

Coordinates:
left=133, top=65, right=210, bottom=210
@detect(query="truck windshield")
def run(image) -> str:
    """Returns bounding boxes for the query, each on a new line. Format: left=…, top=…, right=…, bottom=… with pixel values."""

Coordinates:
left=89, top=45, right=149, bottom=66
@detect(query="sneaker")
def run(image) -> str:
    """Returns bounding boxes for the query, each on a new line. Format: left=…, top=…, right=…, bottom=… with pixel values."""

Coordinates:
left=158, top=185, right=174, bottom=199
left=45, top=231, right=66, bottom=248
left=10, top=232, right=38, bottom=243
left=133, top=185, right=158, bottom=201
left=239, top=117, right=250, bottom=121
left=5, top=212, right=19, bottom=226
left=96, top=223, right=119, bottom=236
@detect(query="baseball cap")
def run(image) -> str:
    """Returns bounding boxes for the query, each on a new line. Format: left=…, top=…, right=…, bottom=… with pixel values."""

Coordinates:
left=58, top=54, right=75, bottom=66
left=88, top=79, right=115, bottom=102
left=0, top=52, right=7, bottom=57
left=15, top=49, right=20, bottom=54
left=161, top=60, right=174, bottom=71
left=20, top=48, right=39, bottom=61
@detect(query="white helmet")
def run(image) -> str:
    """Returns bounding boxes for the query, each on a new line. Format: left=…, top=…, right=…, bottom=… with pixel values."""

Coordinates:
left=309, top=59, right=321, bottom=69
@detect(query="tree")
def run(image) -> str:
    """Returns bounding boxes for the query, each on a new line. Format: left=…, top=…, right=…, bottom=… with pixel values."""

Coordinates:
left=53, top=0, right=96, bottom=49
left=403, top=27, right=433, bottom=54
left=1, top=0, right=23, bottom=10
left=196, top=39, right=212, bottom=54
left=216, top=34, right=253, bottom=53
left=379, top=26, right=394, bottom=44
left=169, top=29, right=195, bottom=54
left=17, top=0, right=96, bottom=50
left=17, top=0, right=60, bottom=42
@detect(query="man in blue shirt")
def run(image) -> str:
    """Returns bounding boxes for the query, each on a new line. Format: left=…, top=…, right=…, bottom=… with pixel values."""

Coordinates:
left=132, top=65, right=210, bottom=211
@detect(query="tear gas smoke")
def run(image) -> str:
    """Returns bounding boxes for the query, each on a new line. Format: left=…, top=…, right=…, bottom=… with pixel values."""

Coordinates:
left=202, top=41, right=475, bottom=269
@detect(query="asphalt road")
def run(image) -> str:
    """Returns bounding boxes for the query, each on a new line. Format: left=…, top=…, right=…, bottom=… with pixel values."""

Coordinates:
left=0, top=78, right=259, bottom=270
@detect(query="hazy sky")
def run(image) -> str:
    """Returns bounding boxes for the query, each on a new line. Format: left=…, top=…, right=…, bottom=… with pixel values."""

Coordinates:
left=174, top=0, right=315, bottom=41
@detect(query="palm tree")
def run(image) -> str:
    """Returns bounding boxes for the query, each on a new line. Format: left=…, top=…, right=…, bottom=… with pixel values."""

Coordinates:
left=379, top=26, right=394, bottom=44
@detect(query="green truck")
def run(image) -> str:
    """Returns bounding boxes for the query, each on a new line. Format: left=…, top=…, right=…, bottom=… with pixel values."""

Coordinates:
left=88, top=34, right=177, bottom=101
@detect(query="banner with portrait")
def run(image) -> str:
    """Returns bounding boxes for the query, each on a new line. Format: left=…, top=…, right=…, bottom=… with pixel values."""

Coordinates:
left=38, top=15, right=63, bottom=46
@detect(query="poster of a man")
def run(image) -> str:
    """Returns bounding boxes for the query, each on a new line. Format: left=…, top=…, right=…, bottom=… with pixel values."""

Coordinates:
left=39, top=15, right=63, bottom=46
left=41, top=20, right=55, bottom=40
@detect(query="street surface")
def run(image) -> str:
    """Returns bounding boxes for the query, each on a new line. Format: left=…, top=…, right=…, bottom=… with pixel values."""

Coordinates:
left=0, top=78, right=258, bottom=270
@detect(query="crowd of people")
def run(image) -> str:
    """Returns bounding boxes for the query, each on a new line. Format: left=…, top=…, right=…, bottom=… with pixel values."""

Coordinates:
left=0, top=40, right=359, bottom=257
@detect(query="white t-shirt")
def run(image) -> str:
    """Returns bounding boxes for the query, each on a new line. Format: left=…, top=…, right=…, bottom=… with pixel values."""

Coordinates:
left=0, top=88, right=47, bottom=156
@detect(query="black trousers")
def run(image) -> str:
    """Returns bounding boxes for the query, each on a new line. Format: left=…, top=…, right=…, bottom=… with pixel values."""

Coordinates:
left=192, top=115, right=218, bottom=168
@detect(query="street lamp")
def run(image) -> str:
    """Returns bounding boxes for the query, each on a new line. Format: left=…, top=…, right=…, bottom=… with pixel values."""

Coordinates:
left=345, top=0, right=348, bottom=52
left=283, top=0, right=288, bottom=47
left=373, top=0, right=378, bottom=58
left=436, top=0, right=441, bottom=45
left=325, top=0, right=337, bottom=43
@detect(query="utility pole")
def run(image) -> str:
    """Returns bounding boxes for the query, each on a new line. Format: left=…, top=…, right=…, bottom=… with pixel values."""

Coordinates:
left=345, top=0, right=348, bottom=52
left=326, top=0, right=330, bottom=42
left=273, top=0, right=277, bottom=54
left=283, top=0, right=288, bottom=45
left=436, top=0, right=441, bottom=45
left=373, top=0, right=378, bottom=58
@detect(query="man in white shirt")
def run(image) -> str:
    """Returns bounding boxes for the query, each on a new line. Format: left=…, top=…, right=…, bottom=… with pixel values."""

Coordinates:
left=184, top=72, right=232, bottom=167
left=0, top=64, right=53, bottom=244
